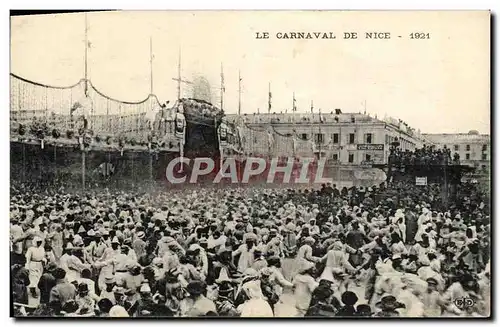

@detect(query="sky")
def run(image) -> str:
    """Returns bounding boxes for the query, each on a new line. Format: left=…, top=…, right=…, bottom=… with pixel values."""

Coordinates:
left=10, top=10, right=490, bottom=134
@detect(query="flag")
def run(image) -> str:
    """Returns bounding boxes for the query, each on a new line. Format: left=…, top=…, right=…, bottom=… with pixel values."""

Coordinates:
left=319, top=108, right=325, bottom=123
left=293, top=93, right=297, bottom=112
left=268, top=88, right=272, bottom=113
left=221, top=64, right=225, bottom=93
left=310, top=100, right=314, bottom=113
left=71, top=101, right=82, bottom=114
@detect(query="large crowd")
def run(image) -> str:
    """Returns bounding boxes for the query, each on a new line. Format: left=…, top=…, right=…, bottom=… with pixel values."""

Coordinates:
left=388, top=146, right=457, bottom=167
left=10, top=177, right=490, bottom=318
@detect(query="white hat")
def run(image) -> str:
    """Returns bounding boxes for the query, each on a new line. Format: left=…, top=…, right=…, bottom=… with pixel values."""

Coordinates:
left=111, top=236, right=120, bottom=244
left=140, top=283, right=151, bottom=293
left=109, top=305, right=129, bottom=318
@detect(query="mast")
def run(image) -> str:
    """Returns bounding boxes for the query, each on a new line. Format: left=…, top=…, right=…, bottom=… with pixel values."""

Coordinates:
left=238, top=70, right=242, bottom=115
left=84, top=13, right=89, bottom=96
left=177, top=47, right=181, bottom=100
left=292, top=92, right=297, bottom=126
left=268, top=82, right=271, bottom=114
left=220, top=62, right=225, bottom=110
left=149, top=37, right=153, bottom=94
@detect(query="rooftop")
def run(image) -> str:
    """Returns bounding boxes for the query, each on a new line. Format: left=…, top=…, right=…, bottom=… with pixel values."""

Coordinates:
left=423, top=131, right=490, bottom=144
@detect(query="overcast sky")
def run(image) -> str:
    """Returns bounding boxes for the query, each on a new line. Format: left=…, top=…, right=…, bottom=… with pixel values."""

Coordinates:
left=11, top=11, right=490, bottom=134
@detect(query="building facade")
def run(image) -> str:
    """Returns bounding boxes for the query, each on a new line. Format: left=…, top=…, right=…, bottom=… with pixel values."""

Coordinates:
left=226, top=110, right=425, bottom=165
left=422, top=131, right=491, bottom=171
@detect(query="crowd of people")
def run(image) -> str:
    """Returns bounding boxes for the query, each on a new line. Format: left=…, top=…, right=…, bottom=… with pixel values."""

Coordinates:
left=388, top=145, right=458, bottom=167
left=10, top=176, right=490, bottom=318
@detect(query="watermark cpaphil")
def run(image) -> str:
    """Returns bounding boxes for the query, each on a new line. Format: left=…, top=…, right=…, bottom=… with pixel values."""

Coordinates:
left=165, top=156, right=331, bottom=184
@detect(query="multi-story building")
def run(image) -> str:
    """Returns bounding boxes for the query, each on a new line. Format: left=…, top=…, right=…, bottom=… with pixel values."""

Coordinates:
left=422, top=131, right=491, bottom=171
left=226, top=110, right=426, bottom=165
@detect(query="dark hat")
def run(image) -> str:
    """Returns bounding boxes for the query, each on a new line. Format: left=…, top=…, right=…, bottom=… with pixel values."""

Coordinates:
left=426, top=277, right=439, bottom=285
left=62, top=300, right=79, bottom=314
left=52, top=268, right=67, bottom=280
left=376, top=295, right=406, bottom=310
left=217, top=281, right=234, bottom=295
left=186, top=281, right=207, bottom=296
left=78, top=283, right=89, bottom=293
left=341, top=291, right=358, bottom=306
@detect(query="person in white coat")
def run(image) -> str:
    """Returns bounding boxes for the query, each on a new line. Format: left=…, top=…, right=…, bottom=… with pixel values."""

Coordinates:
left=25, top=236, right=45, bottom=298
left=237, top=279, right=274, bottom=317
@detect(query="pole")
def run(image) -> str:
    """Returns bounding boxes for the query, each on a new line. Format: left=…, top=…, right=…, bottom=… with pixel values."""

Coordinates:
left=238, top=70, right=242, bottom=115
left=150, top=37, right=154, bottom=94
left=54, top=145, right=57, bottom=185
left=177, top=47, right=181, bottom=100
left=220, top=63, right=224, bottom=110
left=22, top=143, right=26, bottom=182
left=443, top=156, right=448, bottom=209
left=82, top=150, right=86, bottom=191
left=268, top=82, right=271, bottom=114
left=149, top=152, right=153, bottom=185
left=338, top=125, right=342, bottom=185
left=84, top=13, right=88, bottom=95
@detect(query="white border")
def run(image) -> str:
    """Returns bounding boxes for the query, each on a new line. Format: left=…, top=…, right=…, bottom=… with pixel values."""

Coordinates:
left=2, top=1, right=498, bottom=327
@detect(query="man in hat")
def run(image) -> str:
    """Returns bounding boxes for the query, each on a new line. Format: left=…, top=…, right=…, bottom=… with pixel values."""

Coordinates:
left=182, top=281, right=216, bottom=317
left=335, top=291, right=360, bottom=317
left=305, top=285, right=337, bottom=317
left=49, top=268, right=77, bottom=306
left=94, top=237, right=119, bottom=292
left=25, top=235, right=45, bottom=298
left=292, top=261, right=318, bottom=316
left=373, top=294, right=406, bottom=317
left=215, top=281, right=238, bottom=317
left=75, top=283, right=96, bottom=314
left=132, top=231, right=147, bottom=259
left=136, top=283, right=156, bottom=317
left=251, top=245, right=268, bottom=271
left=38, top=262, right=57, bottom=304
left=421, top=277, right=443, bottom=317
left=99, top=275, right=117, bottom=304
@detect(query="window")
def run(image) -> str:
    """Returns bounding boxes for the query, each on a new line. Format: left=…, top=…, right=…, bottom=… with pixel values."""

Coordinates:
left=332, top=153, right=339, bottom=161
left=385, top=135, right=389, bottom=144
left=466, top=144, right=471, bottom=151
left=349, top=133, right=355, bottom=144
left=365, top=154, right=372, bottom=161
left=454, top=145, right=460, bottom=151
left=332, top=133, right=339, bottom=144
left=365, top=133, right=373, bottom=144
left=348, top=153, right=354, bottom=163
left=482, top=144, right=488, bottom=151
left=301, top=133, right=308, bottom=140
left=482, top=165, right=487, bottom=170
left=315, top=133, right=324, bottom=144
left=466, top=153, right=470, bottom=160
left=482, top=153, right=487, bottom=160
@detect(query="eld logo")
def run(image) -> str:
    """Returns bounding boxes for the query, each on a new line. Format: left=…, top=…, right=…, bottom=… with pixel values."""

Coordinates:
left=453, top=297, right=475, bottom=310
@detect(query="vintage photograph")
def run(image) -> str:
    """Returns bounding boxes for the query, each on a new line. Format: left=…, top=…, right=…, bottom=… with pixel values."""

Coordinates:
left=9, top=10, right=491, bottom=318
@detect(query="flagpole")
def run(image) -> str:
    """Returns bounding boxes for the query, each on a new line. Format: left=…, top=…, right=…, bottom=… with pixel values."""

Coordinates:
left=177, top=47, right=181, bottom=100
left=82, top=13, right=88, bottom=191
left=150, top=37, right=153, bottom=94
left=220, top=62, right=224, bottom=110
left=268, top=82, right=271, bottom=114
left=84, top=13, right=88, bottom=96
left=149, top=37, right=154, bottom=186
left=238, top=70, right=242, bottom=115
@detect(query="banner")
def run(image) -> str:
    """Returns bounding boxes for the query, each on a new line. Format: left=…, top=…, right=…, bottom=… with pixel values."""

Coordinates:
left=416, top=176, right=428, bottom=186
left=357, top=144, right=384, bottom=151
